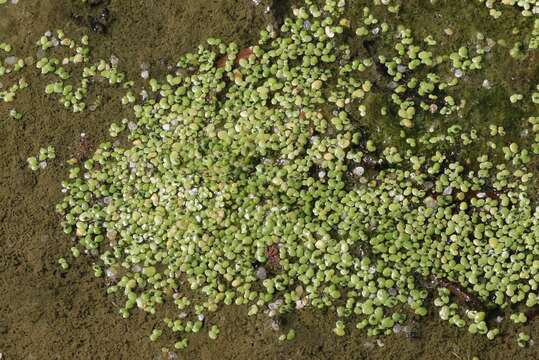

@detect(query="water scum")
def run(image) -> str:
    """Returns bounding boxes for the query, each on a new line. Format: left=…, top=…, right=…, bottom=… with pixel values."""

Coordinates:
left=2, top=0, right=539, bottom=356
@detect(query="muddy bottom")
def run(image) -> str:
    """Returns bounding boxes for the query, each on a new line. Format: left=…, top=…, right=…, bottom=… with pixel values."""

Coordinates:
left=0, top=1, right=537, bottom=359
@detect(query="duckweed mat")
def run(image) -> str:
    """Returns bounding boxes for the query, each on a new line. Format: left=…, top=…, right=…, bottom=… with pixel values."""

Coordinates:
left=0, top=1, right=538, bottom=359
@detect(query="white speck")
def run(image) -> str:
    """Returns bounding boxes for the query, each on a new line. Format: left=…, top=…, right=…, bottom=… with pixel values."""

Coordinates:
left=44, top=30, right=52, bottom=37
left=52, top=38, right=59, bottom=47
left=454, top=69, right=463, bottom=78
left=62, top=58, right=70, bottom=65
left=443, top=186, right=453, bottom=195
left=197, top=314, right=205, bottom=321
left=251, top=0, right=261, bottom=5
left=128, top=122, right=138, bottom=131
left=105, top=268, right=115, bottom=278
left=39, top=161, right=47, bottom=169
left=352, top=166, right=365, bottom=177
left=295, top=298, right=307, bottom=309
left=393, top=324, right=402, bottom=334
left=372, top=27, right=380, bottom=35
left=256, top=267, right=267, bottom=280
left=4, top=56, right=17, bottom=65
left=325, top=27, right=335, bottom=38
left=482, top=79, right=491, bottom=89
left=318, top=170, right=326, bottom=179
left=141, top=70, right=149, bottom=79
left=140, top=90, right=148, bottom=101
left=162, top=124, right=170, bottom=131
left=110, top=55, right=119, bottom=66
left=178, top=312, right=187, bottom=319
left=495, top=316, right=504, bottom=323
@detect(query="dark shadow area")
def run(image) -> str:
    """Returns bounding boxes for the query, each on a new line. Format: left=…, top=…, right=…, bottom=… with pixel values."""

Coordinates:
left=272, top=0, right=291, bottom=26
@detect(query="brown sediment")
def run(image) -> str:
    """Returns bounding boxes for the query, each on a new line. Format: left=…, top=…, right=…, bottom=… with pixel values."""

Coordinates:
left=216, top=46, right=254, bottom=68
left=526, top=305, right=539, bottom=321
left=75, top=135, right=93, bottom=163
left=431, top=275, right=483, bottom=310
left=265, top=243, right=281, bottom=271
